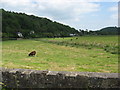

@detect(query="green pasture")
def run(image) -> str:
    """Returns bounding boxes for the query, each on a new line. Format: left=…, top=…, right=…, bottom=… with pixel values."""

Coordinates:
left=41, top=35, right=119, bottom=54
left=2, top=35, right=118, bottom=73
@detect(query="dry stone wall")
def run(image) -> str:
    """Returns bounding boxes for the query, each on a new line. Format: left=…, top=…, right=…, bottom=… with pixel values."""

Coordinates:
left=0, top=68, right=119, bottom=88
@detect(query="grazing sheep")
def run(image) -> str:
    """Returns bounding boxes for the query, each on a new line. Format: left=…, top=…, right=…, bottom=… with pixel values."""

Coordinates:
left=28, top=51, right=36, bottom=56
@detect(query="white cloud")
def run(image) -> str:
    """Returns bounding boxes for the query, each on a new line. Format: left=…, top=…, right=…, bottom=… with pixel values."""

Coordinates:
left=30, top=1, right=100, bottom=21
left=0, top=0, right=31, bottom=6
left=109, top=5, right=118, bottom=20
left=111, top=14, right=118, bottom=20
left=109, top=6, right=118, bottom=11
left=0, top=0, right=100, bottom=22
left=0, top=0, right=118, bottom=29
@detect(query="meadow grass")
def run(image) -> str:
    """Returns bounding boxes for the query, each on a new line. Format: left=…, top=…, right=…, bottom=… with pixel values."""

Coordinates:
left=2, top=36, right=118, bottom=73
left=40, top=35, right=119, bottom=54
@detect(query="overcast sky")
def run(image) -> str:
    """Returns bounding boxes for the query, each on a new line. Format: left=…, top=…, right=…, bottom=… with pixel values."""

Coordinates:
left=0, top=0, right=119, bottom=31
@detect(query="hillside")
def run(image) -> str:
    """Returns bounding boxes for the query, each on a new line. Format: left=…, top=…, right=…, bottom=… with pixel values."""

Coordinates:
left=1, top=9, right=79, bottom=38
left=78, top=27, right=119, bottom=36
left=1, top=9, right=119, bottom=39
left=98, top=27, right=119, bottom=35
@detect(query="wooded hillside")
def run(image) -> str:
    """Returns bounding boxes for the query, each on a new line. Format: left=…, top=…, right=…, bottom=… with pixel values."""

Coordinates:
left=1, top=9, right=119, bottom=39
left=2, top=9, right=79, bottom=38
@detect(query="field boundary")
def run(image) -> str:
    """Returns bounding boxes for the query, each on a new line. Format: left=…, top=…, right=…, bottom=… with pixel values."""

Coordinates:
left=1, top=68, right=119, bottom=88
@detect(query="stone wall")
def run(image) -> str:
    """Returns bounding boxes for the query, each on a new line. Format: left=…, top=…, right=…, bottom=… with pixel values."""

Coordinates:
left=1, top=68, right=119, bottom=88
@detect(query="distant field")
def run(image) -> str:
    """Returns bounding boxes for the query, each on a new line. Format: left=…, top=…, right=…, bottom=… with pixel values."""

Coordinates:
left=41, top=35, right=119, bottom=54
left=2, top=35, right=118, bottom=73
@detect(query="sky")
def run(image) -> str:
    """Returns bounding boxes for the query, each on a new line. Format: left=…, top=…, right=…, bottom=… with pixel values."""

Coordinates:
left=0, top=0, right=119, bottom=31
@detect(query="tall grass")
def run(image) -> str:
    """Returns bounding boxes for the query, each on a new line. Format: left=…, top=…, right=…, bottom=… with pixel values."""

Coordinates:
left=39, top=35, right=119, bottom=54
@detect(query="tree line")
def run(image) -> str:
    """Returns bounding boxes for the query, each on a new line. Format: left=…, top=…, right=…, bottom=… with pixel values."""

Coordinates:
left=79, top=27, right=119, bottom=36
left=1, top=9, right=119, bottom=40
left=2, top=9, right=79, bottom=39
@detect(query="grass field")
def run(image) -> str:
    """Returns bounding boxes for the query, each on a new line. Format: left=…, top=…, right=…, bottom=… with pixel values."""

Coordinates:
left=41, top=35, right=119, bottom=54
left=2, top=35, right=118, bottom=73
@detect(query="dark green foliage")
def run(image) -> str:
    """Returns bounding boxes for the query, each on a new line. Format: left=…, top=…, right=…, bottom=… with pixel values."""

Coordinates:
left=98, top=27, right=119, bottom=35
left=79, top=27, right=119, bottom=36
left=2, top=9, right=119, bottom=39
left=2, top=9, right=79, bottom=39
